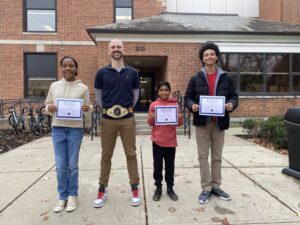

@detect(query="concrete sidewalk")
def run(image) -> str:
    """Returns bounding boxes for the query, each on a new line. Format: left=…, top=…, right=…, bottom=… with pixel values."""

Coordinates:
left=1, top=128, right=300, bottom=225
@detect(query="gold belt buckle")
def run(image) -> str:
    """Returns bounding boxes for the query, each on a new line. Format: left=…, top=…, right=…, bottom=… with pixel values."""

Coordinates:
left=105, top=105, right=129, bottom=119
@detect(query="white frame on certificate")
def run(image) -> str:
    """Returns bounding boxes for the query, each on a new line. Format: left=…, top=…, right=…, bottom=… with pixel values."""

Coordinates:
left=199, top=96, right=225, bottom=117
left=56, top=98, right=83, bottom=120
left=155, top=106, right=178, bottom=125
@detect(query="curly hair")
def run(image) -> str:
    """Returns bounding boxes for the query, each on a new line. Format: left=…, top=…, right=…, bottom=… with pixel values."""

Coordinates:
left=198, top=42, right=220, bottom=65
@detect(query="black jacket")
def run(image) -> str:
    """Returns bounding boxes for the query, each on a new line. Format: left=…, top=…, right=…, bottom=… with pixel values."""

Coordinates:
left=184, top=67, right=238, bottom=130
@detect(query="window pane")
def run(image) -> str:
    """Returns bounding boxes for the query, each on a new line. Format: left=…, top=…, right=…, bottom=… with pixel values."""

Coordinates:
left=26, top=54, right=57, bottom=78
left=219, top=54, right=238, bottom=72
left=26, top=0, right=55, bottom=9
left=27, top=10, right=55, bottom=32
left=116, top=8, right=132, bottom=22
left=240, top=54, right=264, bottom=92
left=116, top=0, right=132, bottom=7
left=240, top=54, right=264, bottom=72
left=28, top=79, right=56, bottom=98
left=293, top=55, right=300, bottom=72
left=266, top=74, right=289, bottom=93
left=266, top=54, right=289, bottom=73
left=266, top=54, right=289, bottom=93
left=293, top=74, right=300, bottom=92
left=240, top=73, right=263, bottom=92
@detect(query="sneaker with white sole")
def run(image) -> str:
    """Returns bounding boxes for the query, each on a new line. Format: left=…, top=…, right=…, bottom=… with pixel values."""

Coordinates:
left=94, top=186, right=108, bottom=208
left=53, top=200, right=66, bottom=213
left=198, top=191, right=211, bottom=204
left=131, top=184, right=142, bottom=206
left=211, top=188, right=231, bottom=201
left=65, top=196, right=78, bottom=212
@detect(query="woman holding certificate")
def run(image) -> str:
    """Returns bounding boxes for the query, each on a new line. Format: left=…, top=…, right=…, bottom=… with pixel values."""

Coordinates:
left=184, top=42, right=238, bottom=204
left=45, top=56, right=92, bottom=213
left=147, top=81, right=183, bottom=201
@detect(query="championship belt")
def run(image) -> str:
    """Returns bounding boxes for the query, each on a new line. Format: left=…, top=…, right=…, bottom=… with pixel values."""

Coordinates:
left=102, top=105, right=133, bottom=119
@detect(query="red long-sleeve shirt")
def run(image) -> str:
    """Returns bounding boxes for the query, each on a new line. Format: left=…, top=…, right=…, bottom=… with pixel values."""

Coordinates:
left=147, top=98, right=183, bottom=147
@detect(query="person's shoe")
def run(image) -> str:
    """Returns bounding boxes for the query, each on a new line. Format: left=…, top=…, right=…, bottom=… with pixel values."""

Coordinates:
left=198, top=191, right=211, bottom=204
left=152, top=188, right=162, bottom=201
left=93, top=185, right=108, bottom=208
left=65, top=196, right=78, bottom=212
left=53, top=200, right=66, bottom=213
left=131, top=183, right=142, bottom=206
left=167, top=188, right=178, bottom=201
left=211, top=188, right=231, bottom=201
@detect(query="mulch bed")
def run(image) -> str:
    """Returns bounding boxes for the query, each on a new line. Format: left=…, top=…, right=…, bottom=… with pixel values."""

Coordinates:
left=237, top=134, right=288, bottom=156
left=0, top=129, right=50, bottom=154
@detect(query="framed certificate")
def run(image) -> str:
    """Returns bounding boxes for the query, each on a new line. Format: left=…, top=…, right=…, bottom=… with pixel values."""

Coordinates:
left=56, top=98, right=83, bottom=120
left=155, top=106, right=178, bottom=125
left=199, top=96, right=225, bottom=117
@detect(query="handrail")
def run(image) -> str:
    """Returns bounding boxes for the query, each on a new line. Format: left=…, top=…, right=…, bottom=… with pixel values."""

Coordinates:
left=172, top=90, right=191, bottom=139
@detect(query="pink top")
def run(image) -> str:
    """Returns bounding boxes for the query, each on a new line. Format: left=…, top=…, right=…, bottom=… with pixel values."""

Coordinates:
left=147, top=97, right=183, bottom=147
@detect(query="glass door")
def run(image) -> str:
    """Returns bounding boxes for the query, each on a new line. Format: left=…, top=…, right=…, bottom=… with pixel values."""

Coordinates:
left=135, top=74, right=154, bottom=112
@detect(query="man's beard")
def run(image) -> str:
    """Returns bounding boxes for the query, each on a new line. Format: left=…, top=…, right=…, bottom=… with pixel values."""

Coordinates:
left=111, top=51, right=123, bottom=60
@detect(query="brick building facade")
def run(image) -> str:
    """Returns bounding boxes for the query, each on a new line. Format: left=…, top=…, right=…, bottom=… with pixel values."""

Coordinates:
left=0, top=0, right=300, bottom=119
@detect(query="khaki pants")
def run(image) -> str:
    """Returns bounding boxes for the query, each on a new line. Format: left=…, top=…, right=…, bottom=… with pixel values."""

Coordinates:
left=99, top=117, right=140, bottom=186
left=195, top=121, right=225, bottom=191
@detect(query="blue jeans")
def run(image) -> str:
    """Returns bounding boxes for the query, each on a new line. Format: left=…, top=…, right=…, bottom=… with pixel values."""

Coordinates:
left=52, top=126, right=84, bottom=200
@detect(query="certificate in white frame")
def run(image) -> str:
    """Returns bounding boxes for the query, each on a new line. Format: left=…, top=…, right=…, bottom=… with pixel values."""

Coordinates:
left=56, top=98, right=83, bottom=120
left=199, top=96, right=225, bottom=117
left=155, top=106, right=178, bottom=125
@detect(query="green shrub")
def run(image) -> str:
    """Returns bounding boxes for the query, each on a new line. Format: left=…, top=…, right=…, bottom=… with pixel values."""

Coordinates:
left=260, top=116, right=287, bottom=149
left=242, top=116, right=287, bottom=150
left=242, top=118, right=261, bottom=136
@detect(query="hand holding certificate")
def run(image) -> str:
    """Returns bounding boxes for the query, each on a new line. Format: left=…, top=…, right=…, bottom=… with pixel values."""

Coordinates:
left=56, top=98, right=83, bottom=120
left=155, top=106, right=178, bottom=125
left=199, top=96, right=225, bottom=117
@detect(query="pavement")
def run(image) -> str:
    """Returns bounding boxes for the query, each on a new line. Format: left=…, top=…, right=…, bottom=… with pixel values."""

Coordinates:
left=0, top=127, right=300, bottom=225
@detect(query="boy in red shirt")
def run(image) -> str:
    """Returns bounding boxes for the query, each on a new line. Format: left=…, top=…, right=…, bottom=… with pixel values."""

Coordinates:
left=147, top=81, right=183, bottom=201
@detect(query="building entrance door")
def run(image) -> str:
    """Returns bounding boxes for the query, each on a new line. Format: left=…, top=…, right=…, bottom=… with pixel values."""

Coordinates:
left=135, top=73, right=155, bottom=112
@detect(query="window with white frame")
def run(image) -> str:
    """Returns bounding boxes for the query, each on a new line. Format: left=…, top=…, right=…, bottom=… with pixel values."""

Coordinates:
left=24, top=0, right=56, bottom=32
left=25, top=53, right=57, bottom=98
left=115, top=0, right=133, bottom=23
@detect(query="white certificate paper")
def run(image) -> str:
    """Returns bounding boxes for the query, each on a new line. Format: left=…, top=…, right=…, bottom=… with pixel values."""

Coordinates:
left=56, top=98, right=83, bottom=120
left=199, top=96, right=225, bottom=117
left=155, top=106, right=178, bottom=125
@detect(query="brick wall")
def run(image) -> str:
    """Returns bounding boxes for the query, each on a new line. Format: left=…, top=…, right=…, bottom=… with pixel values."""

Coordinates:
left=0, top=0, right=113, bottom=41
left=134, top=0, right=166, bottom=19
left=0, top=45, right=99, bottom=99
left=260, top=0, right=300, bottom=24
left=232, top=97, right=300, bottom=118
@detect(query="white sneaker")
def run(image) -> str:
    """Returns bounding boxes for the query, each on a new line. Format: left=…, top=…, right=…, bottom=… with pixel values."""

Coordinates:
left=131, top=186, right=142, bottom=206
left=94, top=189, right=108, bottom=208
left=65, top=196, right=78, bottom=212
left=53, top=200, right=66, bottom=213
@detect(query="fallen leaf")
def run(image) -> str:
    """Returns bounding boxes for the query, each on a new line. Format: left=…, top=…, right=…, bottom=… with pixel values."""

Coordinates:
left=193, top=207, right=205, bottom=212
left=168, top=207, right=176, bottom=213
left=40, top=211, right=49, bottom=216
left=43, top=216, right=49, bottom=221
left=221, top=217, right=230, bottom=225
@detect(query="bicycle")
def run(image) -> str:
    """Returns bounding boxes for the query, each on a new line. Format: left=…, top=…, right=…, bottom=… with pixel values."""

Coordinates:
left=22, top=105, right=51, bottom=136
left=8, top=105, right=25, bottom=134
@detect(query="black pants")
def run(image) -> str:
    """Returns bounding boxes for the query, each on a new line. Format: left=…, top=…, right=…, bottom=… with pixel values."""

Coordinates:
left=152, top=142, right=176, bottom=190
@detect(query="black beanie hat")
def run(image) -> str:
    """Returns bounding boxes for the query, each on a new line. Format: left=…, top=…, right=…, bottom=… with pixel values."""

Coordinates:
left=199, top=42, right=220, bottom=64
